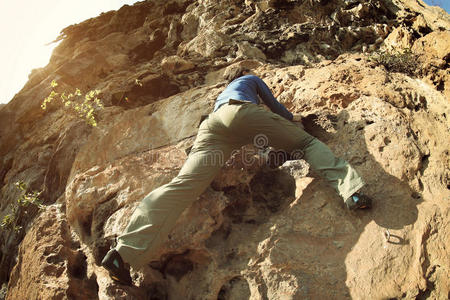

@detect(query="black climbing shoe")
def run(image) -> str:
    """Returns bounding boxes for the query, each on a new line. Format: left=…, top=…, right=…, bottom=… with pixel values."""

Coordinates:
left=101, top=249, right=132, bottom=286
left=345, top=193, right=372, bottom=210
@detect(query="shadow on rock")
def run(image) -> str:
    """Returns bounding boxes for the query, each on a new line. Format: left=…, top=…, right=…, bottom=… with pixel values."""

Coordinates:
left=272, top=108, right=423, bottom=299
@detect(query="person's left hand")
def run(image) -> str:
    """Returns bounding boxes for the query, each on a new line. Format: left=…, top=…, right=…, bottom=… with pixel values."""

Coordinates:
left=292, top=113, right=305, bottom=129
left=292, top=113, right=303, bottom=122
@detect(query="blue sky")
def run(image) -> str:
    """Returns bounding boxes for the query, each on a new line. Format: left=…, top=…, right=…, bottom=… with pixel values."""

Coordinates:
left=423, top=0, right=450, bottom=13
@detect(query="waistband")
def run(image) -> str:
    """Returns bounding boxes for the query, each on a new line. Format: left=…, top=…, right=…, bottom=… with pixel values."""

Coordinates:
left=216, top=99, right=253, bottom=111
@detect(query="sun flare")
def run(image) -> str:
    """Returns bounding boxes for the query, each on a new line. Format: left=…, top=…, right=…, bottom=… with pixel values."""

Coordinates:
left=0, top=0, right=138, bottom=104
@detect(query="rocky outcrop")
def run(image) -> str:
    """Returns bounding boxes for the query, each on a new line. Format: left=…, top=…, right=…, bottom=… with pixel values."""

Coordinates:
left=6, top=205, right=98, bottom=300
left=0, top=0, right=449, bottom=299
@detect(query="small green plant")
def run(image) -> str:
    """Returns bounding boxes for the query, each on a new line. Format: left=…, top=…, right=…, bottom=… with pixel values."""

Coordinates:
left=1, top=181, right=43, bottom=233
left=368, top=48, right=419, bottom=76
left=41, top=80, right=104, bottom=127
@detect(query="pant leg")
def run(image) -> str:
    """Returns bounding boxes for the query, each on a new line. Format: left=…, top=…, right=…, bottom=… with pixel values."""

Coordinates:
left=116, top=116, right=234, bottom=269
left=115, top=103, right=364, bottom=268
left=232, top=103, right=364, bottom=200
left=301, top=138, right=365, bottom=200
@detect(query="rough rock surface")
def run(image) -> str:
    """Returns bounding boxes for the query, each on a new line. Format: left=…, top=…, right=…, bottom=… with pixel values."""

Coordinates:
left=0, top=0, right=449, bottom=299
left=6, top=205, right=99, bottom=300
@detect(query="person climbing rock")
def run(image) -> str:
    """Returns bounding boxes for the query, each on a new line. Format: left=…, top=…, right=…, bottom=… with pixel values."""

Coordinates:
left=101, top=66, right=372, bottom=285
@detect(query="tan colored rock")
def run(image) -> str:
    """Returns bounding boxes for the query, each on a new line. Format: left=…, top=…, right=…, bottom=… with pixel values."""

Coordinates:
left=66, top=144, right=186, bottom=243
left=400, top=0, right=450, bottom=31
left=382, top=26, right=414, bottom=51
left=412, top=31, right=450, bottom=99
left=413, top=31, right=450, bottom=61
left=67, top=84, right=221, bottom=180
left=62, top=58, right=449, bottom=299
left=236, top=41, right=267, bottom=60
left=6, top=205, right=98, bottom=300
left=161, top=55, right=196, bottom=74
left=205, top=60, right=263, bottom=86
left=2, top=0, right=450, bottom=299
left=412, top=14, right=429, bottom=33
left=180, top=4, right=200, bottom=41
left=181, top=27, right=231, bottom=57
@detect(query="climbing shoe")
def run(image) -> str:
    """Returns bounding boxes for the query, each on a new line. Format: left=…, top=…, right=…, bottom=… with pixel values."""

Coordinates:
left=345, top=193, right=372, bottom=210
left=101, top=249, right=132, bottom=286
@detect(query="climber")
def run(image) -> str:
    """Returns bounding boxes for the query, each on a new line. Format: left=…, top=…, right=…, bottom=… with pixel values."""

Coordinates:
left=101, top=66, right=372, bottom=285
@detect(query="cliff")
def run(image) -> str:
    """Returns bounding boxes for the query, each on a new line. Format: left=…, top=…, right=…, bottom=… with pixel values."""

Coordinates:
left=0, top=0, right=449, bottom=299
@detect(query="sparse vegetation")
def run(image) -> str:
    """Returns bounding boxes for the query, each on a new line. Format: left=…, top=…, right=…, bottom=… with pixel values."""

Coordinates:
left=1, top=181, right=43, bottom=233
left=41, top=80, right=104, bottom=127
left=368, top=48, right=419, bottom=76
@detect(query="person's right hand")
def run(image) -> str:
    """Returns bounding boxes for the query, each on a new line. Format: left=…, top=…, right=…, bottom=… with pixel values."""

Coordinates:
left=292, top=113, right=303, bottom=122
left=291, top=113, right=304, bottom=129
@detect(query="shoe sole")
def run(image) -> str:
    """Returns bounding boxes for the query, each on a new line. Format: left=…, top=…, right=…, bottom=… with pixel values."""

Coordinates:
left=102, top=260, right=132, bottom=286
left=106, top=269, right=132, bottom=286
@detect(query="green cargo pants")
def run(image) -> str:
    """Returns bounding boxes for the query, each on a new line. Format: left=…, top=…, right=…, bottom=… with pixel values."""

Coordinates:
left=116, top=102, right=364, bottom=268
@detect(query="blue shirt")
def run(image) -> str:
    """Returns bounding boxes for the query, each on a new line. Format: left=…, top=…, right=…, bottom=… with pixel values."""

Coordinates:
left=214, top=75, right=293, bottom=121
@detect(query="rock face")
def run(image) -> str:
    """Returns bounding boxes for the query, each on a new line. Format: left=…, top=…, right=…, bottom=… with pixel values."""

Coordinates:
left=0, top=0, right=449, bottom=299
left=6, top=205, right=99, bottom=300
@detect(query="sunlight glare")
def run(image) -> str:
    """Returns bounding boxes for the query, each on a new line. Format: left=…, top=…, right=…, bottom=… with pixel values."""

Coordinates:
left=0, top=0, right=139, bottom=104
